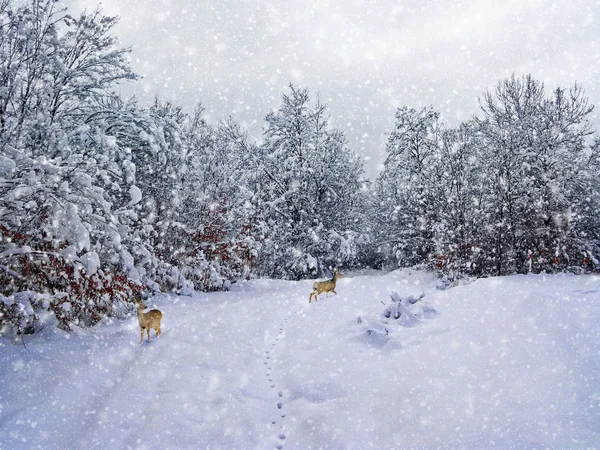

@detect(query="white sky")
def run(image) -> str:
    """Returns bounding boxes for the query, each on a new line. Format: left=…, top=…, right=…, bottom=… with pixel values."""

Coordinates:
left=61, top=0, right=600, bottom=177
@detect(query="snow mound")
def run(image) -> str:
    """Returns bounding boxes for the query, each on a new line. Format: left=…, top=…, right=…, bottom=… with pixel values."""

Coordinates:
left=354, top=292, right=437, bottom=348
left=382, top=292, right=437, bottom=323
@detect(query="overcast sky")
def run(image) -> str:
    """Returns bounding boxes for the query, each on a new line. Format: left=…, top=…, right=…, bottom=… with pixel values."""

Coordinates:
left=62, top=0, right=600, bottom=177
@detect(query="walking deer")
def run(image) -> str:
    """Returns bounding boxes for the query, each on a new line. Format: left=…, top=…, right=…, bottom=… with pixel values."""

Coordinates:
left=134, top=293, right=162, bottom=344
left=309, top=268, right=342, bottom=303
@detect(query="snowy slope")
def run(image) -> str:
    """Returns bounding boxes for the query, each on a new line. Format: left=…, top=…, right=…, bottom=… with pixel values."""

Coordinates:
left=1, top=270, right=600, bottom=449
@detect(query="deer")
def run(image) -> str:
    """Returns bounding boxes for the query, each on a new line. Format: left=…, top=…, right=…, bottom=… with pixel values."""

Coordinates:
left=309, top=268, right=342, bottom=303
left=133, top=293, right=162, bottom=344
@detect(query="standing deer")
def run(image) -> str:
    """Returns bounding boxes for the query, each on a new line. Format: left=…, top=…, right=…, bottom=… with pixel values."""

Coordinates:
left=309, top=268, right=342, bottom=303
left=134, top=293, right=162, bottom=344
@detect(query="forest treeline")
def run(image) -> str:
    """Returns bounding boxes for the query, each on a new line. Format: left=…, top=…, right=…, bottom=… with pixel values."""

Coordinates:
left=1, top=0, right=599, bottom=333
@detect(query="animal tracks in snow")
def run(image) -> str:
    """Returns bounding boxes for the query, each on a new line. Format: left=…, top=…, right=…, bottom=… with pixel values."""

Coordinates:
left=262, top=312, right=295, bottom=449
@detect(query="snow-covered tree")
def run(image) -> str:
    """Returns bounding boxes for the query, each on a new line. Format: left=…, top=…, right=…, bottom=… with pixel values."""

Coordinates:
left=374, top=106, right=440, bottom=268
left=429, top=122, right=487, bottom=276
left=371, top=75, right=600, bottom=277
left=257, top=85, right=368, bottom=279
left=477, top=74, right=600, bottom=274
left=174, top=111, right=259, bottom=290
left=0, top=0, right=141, bottom=330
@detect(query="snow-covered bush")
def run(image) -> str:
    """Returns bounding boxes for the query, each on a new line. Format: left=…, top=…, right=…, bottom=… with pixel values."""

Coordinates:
left=381, top=292, right=437, bottom=323
left=0, top=254, right=140, bottom=333
left=354, top=292, right=437, bottom=348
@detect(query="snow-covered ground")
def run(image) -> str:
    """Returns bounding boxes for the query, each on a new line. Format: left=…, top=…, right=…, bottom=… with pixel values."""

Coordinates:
left=1, top=270, right=600, bottom=449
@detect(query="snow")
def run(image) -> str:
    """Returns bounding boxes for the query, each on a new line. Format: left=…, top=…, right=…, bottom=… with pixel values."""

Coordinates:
left=1, top=270, right=600, bottom=449
left=78, top=251, right=100, bottom=276
left=0, top=155, right=15, bottom=178
left=128, top=185, right=142, bottom=206
left=52, top=204, right=90, bottom=253
left=61, top=245, right=78, bottom=263
left=120, top=249, right=141, bottom=283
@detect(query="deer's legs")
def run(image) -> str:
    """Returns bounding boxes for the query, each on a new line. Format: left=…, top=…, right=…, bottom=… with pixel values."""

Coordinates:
left=140, top=329, right=144, bottom=344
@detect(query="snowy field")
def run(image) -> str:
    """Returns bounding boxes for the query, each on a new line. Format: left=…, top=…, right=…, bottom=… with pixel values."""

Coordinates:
left=1, top=270, right=600, bottom=449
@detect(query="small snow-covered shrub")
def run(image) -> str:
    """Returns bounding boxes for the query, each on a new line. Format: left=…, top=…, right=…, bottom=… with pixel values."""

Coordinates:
left=354, top=292, right=437, bottom=348
left=381, top=292, right=437, bottom=324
